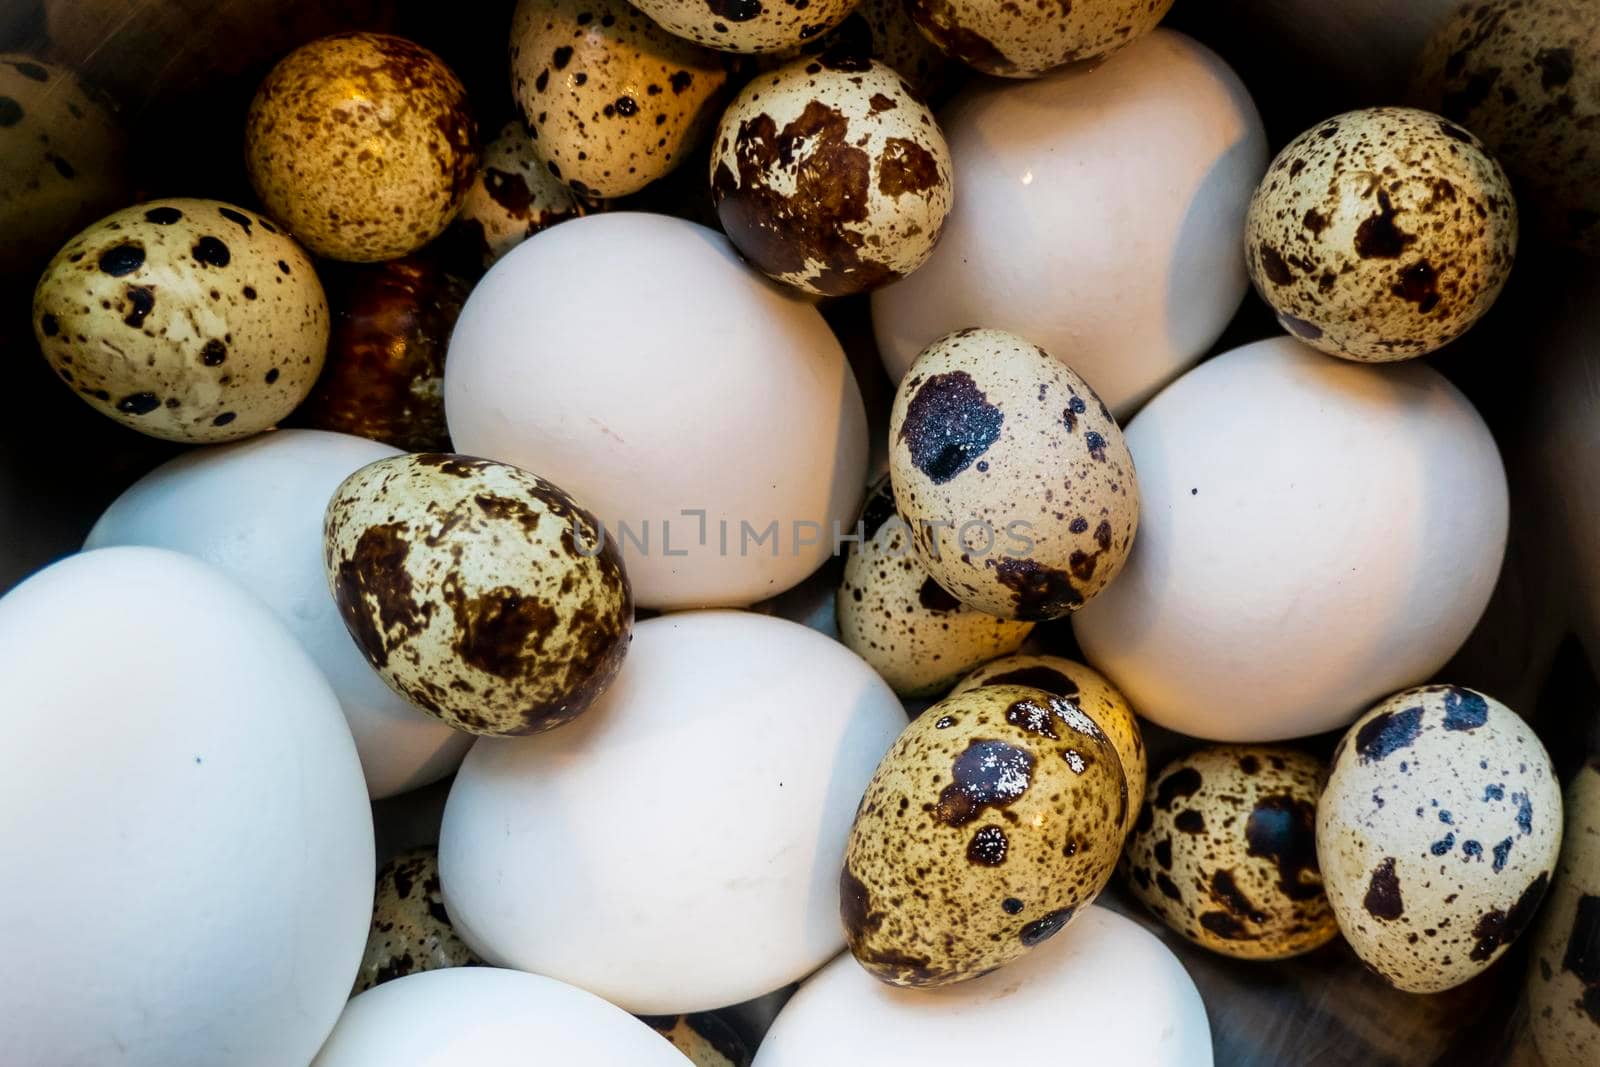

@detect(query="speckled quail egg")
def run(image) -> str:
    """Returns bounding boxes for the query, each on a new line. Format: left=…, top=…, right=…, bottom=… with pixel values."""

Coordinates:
left=887, top=328, right=1139, bottom=621
left=1413, top=0, right=1600, bottom=254
left=1317, top=685, right=1562, bottom=993
left=641, top=1013, right=751, bottom=1066
left=246, top=33, right=478, bottom=263
left=1121, top=746, right=1338, bottom=960
left=841, top=683, right=1127, bottom=987
left=296, top=256, right=467, bottom=453
left=511, top=0, right=729, bottom=199
left=0, top=55, right=127, bottom=285
left=1527, top=757, right=1600, bottom=1067
left=450, top=121, right=582, bottom=269
left=32, top=198, right=328, bottom=443
left=324, top=453, right=632, bottom=736
left=951, top=654, right=1144, bottom=837
left=803, top=0, right=956, bottom=101
left=837, top=477, right=1034, bottom=698
left=628, top=0, right=860, bottom=54
left=355, top=847, right=482, bottom=994
left=710, top=54, right=953, bottom=296
left=1245, top=107, right=1517, bottom=362
left=905, top=0, right=1174, bottom=78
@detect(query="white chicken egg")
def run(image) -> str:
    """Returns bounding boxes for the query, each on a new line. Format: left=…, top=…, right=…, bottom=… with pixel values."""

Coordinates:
left=753, top=907, right=1211, bottom=1066
left=0, top=547, right=373, bottom=1067
left=438, top=610, right=906, bottom=1013
left=85, top=429, right=472, bottom=799
left=1074, top=336, right=1507, bottom=742
left=870, top=30, right=1267, bottom=417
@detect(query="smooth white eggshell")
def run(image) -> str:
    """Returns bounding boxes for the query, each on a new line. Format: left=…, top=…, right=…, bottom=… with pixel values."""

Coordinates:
left=85, top=429, right=471, bottom=798
left=0, top=547, right=373, bottom=1067
left=870, top=30, right=1267, bottom=417
left=445, top=212, right=868, bottom=610
left=1074, top=337, right=1507, bottom=742
left=753, top=907, right=1211, bottom=1066
left=438, top=610, right=907, bottom=1013
left=313, top=968, right=685, bottom=1066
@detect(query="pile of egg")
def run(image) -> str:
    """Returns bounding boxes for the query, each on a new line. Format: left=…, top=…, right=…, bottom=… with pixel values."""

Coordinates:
left=3, top=0, right=1600, bottom=1064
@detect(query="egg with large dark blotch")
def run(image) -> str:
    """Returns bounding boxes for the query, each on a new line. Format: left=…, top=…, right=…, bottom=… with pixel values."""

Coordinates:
left=640, top=1012, right=751, bottom=1066
left=840, top=683, right=1126, bottom=987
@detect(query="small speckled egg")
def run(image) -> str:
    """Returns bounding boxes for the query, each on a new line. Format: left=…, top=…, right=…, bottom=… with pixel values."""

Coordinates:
left=295, top=256, right=466, bottom=453
left=710, top=54, right=953, bottom=296
left=1527, top=757, right=1600, bottom=1067
left=628, top=0, right=859, bottom=54
left=0, top=55, right=127, bottom=284
left=511, top=0, right=729, bottom=199
left=1413, top=0, right=1600, bottom=254
left=905, top=0, right=1174, bottom=78
left=1121, top=746, right=1338, bottom=960
left=950, top=654, right=1144, bottom=837
left=841, top=683, right=1127, bottom=987
left=354, top=847, right=481, bottom=994
left=324, top=453, right=632, bottom=736
left=887, top=328, right=1138, bottom=621
left=32, top=198, right=328, bottom=443
left=1317, top=685, right=1561, bottom=993
left=641, top=1013, right=751, bottom=1066
left=246, top=33, right=478, bottom=263
left=837, top=477, right=1034, bottom=698
left=1245, top=107, right=1517, bottom=362
left=804, top=0, right=956, bottom=101
left=450, top=121, right=582, bottom=268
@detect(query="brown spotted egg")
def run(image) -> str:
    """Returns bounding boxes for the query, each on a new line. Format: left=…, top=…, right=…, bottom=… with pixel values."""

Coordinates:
left=450, top=121, right=582, bottom=269
left=628, top=0, right=859, bottom=54
left=905, top=0, right=1174, bottom=78
left=837, top=477, right=1034, bottom=698
left=1317, top=685, right=1562, bottom=993
left=841, top=683, right=1127, bottom=987
left=710, top=53, right=953, bottom=296
left=1245, top=107, right=1517, bottom=362
left=887, top=328, right=1138, bottom=621
left=951, top=653, right=1144, bottom=837
left=324, top=453, right=632, bottom=736
left=1121, top=746, right=1338, bottom=961
left=1527, top=757, right=1600, bottom=1067
left=1414, top=0, right=1600, bottom=254
left=32, top=198, right=328, bottom=443
left=511, top=0, right=729, bottom=199
left=354, top=847, right=482, bottom=994
left=246, top=33, right=478, bottom=263
left=804, top=0, right=956, bottom=101
left=641, top=1013, right=751, bottom=1066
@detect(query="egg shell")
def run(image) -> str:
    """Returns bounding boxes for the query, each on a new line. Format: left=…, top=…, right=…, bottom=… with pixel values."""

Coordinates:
left=85, top=430, right=470, bottom=799
left=628, top=0, right=860, bottom=54
left=246, top=32, right=477, bottom=262
left=642, top=1013, right=752, bottom=1066
left=1317, top=685, right=1561, bottom=993
left=1413, top=0, right=1600, bottom=254
left=906, top=0, right=1173, bottom=77
left=438, top=610, right=906, bottom=1013
left=1122, top=746, right=1338, bottom=960
left=871, top=30, right=1267, bottom=416
left=296, top=256, right=467, bottom=453
left=511, top=0, right=729, bottom=199
left=755, top=906, right=1212, bottom=1065
left=950, top=653, right=1144, bottom=836
left=1073, top=336, right=1507, bottom=742
left=1245, top=107, right=1517, bottom=362
left=450, top=120, right=582, bottom=269
left=355, top=847, right=481, bottom=993
left=1527, top=759, right=1600, bottom=1067
left=444, top=212, right=868, bottom=610
left=314, top=968, right=686, bottom=1066
left=0, top=547, right=373, bottom=1066
left=325, top=452, right=632, bottom=736
left=800, top=0, right=956, bottom=101
left=888, top=328, right=1138, bottom=621
left=842, top=683, right=1127, bottom=987
left=32, top=197, right=328, bottom=443
left=0, top=55, right=127, bottom=284
left=837, top=477, right=1033, bottom=697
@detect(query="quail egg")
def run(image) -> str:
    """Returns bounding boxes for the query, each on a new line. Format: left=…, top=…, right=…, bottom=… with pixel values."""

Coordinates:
left=324, top=453, right=632, bottom=736
left=628, top=0, right=860, bottom=54
left=450, top=121, right=582, bottom=269
left=354, top=847, right=482, bottom=994
left=1318, top=685, right=1561, bottom=993
left=804, top=0, right=955, bottom=101
left=1527, top=757, right=1600, bottom=1067
left=641, top=1013, right=751, bottom=1066
left=905, top=0, right=1174, bottom=78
